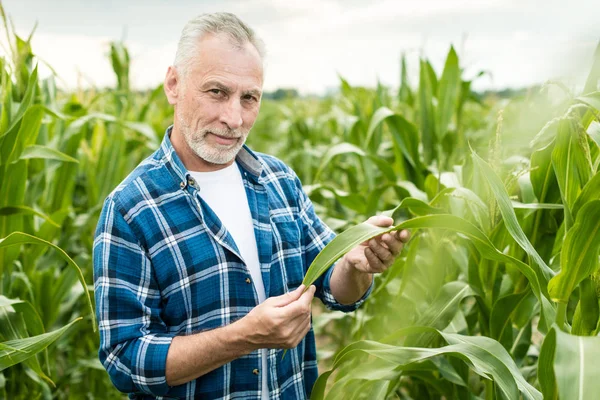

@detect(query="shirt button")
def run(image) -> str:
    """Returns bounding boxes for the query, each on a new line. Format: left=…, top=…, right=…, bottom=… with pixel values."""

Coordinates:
left=187, top=178, right=195, bottom=187
left=252, top=368, right=259, bottom=375
left=245, top=277, right=252, bottom=284
left=179, top=182, right=185, bottom=189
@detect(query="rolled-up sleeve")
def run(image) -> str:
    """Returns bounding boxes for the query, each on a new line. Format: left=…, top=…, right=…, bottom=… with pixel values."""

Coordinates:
left=292, top=173, right=373, bottom=312
left=93, top=196, right=174, bottom=396
left=320, top=265, right=373, bottom=312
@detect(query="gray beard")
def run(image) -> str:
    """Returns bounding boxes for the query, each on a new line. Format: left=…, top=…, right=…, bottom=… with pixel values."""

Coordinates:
left=179, top=118, right=248, bottom=165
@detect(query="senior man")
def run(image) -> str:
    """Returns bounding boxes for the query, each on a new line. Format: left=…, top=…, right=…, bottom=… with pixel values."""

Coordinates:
left=93, top=12, right=409, bottom=400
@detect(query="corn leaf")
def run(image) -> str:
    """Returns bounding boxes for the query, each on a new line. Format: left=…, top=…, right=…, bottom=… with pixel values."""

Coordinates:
left=489, top=289, right=531, bottom=342
left=572, top=168, right=600, bottom=218
left=312, top=327, right=541, bottom=400
left=571, top=278, right=600, bottom=336
left=404, top=281, right=475, bottom=347
left=314, top=142, right=365, bottom=181
left=302, top=213, right=555, bottom=332
left=419, top=59, right=437, bottom=164
left=587, top=121, right=600, bottom=148
left=3, top=104, right=44, bottom=165
left=436, top=46, right=460, bottom=139
left=365, top=107, right=394, bottom=148
left=551, top=117, right=592, bottom=229
left=577, top=91, right=600, bottom=112
left=530, top=140, right=561, bottom=204
left=510, top=201, right=563, bottom=210
left=548, top=200, right=600, bottom=303
left=399, top=53, right=414, bottom=105
left=0, top=105, right=43, bottom=166
left=386, top=112, right=420, bottom=169
left=471, top=149, right=555, bottom=282
left=0, top=65, right=37, bottom=139
left=0, top=232, right=96, bottom=328
left=18, top=145, right=78, bottom=163
left=0, top=206, right=59, bottom=227
left=553, top=327, right=600, bottom=400
left=302, top=222, right=391, bottom=288
left=0, top=318, right=80, bottom=371
left=0, top=296, right=53, bottom=385
left=537, top=328, right=558, bottom=400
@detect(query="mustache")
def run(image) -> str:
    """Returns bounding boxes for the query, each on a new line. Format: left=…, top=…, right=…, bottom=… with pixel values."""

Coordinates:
left=203, top=128, right=248, bottom=139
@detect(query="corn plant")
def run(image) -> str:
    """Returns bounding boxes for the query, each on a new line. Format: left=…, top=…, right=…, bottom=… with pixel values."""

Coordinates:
left=305, top=43, right=600, bottom=399
left=0, top=4, right=166, bottom=397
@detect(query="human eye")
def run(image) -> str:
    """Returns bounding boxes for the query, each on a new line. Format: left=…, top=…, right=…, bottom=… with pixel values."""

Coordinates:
left=243, top=94, right=258, bottom=103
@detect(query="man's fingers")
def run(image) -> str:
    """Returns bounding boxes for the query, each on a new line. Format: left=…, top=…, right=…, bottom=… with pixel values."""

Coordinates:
left=396, top=229, right=410, bottom=243
left=282, top=285, right=315, bottom=317
left=270, top=284, right=305, bottom=307
left=381, top=233, right=403, bottom=254
left=284, top=313, right=312, bottom=348
left=297, top=285, right=316, bottom=308
left=300, top=314, right=312, bottom=337
left=364, top=247, right=386, bottom=273
left=368, top=238, right=393, bottom=263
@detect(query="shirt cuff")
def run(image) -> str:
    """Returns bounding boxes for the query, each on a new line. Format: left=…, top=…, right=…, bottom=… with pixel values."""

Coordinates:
left=320, top=264, right=374, bottom=312
left=130, top=333, right=175, bottom=396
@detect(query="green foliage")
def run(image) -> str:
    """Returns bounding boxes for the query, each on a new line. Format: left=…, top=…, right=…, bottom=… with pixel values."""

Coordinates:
left=0, top=4, right=169, bottom=397
left=1, top=2, right=600, bottom=398
left=296, top=41, right=600, bottom=399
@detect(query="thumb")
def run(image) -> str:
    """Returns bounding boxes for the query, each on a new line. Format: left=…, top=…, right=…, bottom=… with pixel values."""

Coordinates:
left=366, top=215, right=394, bottom=227
left=268, top=285, right=305, bottom=307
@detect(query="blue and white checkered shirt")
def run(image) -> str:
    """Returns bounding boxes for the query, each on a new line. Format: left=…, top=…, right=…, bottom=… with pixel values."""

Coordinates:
left=93, top=127, right=372, bottom=399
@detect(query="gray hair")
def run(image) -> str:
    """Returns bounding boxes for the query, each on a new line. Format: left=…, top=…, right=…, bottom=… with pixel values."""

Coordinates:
left=173, top=12, right=266, bottom=78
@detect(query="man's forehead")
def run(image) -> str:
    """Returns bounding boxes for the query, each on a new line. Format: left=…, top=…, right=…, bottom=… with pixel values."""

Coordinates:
left=187, top=34, right=264, bottom=85
left=196, top=33, right=262, bottom=64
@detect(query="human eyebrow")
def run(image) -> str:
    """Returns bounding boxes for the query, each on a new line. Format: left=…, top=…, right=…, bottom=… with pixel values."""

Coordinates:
left=242, top=89, right=262, bottom=100
left=201, top=81, right=233, bottom=95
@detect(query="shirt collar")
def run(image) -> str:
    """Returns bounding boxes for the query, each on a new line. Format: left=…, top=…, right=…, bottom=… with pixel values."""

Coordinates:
left=160, top=125, right=263, bottom=185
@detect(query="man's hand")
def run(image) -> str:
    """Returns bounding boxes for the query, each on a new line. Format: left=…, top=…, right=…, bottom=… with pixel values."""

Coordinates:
left=343, top=215, right=410, bottom=274
left=329, top=215, right=410, bottom=305
left=243, top=285, right=315, bottom=349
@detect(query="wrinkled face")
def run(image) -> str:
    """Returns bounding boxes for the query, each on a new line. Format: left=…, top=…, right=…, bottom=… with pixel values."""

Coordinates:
left=172, top=34, right=263, bottom=166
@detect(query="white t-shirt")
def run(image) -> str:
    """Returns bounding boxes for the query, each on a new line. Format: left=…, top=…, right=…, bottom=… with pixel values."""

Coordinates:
left=189, top=163, right=269, bottom=400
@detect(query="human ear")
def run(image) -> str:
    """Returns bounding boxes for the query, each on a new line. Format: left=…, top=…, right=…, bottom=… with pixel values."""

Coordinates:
left=164, top=66, right=180, bottom=105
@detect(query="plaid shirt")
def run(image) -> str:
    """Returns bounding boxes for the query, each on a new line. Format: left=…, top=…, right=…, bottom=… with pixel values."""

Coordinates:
left=93, top=127, right=372, bottom=399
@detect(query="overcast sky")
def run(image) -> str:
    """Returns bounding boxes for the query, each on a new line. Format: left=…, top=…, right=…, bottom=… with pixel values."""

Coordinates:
left=3, top=0, right=599, bottom=94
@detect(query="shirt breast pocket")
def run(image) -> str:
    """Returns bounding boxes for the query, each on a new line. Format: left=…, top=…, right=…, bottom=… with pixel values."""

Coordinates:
left=271, top=218, right=304, bottom=289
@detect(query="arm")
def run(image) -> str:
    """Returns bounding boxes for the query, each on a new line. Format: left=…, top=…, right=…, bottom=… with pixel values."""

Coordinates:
left=95, top=197, right=316, bottom=393
left=94, top=198, right=174, bottom=396
left=165, top=285, right=316, bottom=386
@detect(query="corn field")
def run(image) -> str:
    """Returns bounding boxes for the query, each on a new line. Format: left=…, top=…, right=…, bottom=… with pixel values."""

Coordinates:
left=1, top=4, right=600, bottom=399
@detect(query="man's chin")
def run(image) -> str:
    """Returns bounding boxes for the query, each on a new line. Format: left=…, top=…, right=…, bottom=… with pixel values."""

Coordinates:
left=193, top=147, right=240, bottom=165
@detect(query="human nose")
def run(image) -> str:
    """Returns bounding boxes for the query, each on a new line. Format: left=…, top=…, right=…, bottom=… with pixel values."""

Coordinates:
left=220, top=98, right=243, bottom=130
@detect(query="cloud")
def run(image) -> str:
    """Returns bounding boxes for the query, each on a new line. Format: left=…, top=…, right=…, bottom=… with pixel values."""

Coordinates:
left=0, top=30, right=177, bottom=91
left=15, top=32, right=116, bottom=89
left=2, top=0, right=597, bottom=94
